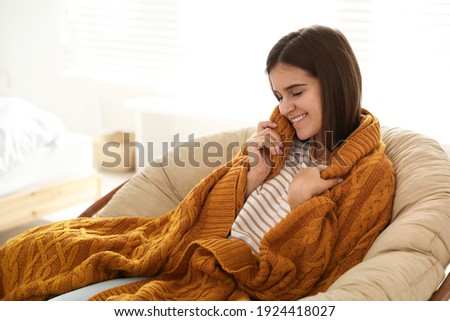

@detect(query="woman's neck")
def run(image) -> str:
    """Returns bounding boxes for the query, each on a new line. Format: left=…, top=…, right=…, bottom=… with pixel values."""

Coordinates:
left=310, top=135, right=332, bottom=166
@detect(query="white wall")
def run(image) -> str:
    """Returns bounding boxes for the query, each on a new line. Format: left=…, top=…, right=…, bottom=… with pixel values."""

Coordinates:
left=0, top=0, right=162, bottom=136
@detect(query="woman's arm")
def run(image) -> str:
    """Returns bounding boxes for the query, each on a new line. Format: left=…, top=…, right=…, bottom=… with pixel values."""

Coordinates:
left=245, top=120, right=284, bottom=197
left=251, top=153, right=395, bottom=300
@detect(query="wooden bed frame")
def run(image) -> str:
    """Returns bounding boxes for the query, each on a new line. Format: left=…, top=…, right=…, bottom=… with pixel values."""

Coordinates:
left=0, top=172, right=102, bottom=232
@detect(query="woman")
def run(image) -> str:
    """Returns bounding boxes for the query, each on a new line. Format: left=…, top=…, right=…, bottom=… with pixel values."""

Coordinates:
left=230, top=25, right=371, bottom=254
left=0, top=26, right=395, bottom=301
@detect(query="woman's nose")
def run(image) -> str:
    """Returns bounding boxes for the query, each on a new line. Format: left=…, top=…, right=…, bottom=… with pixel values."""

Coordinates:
left=279, top=98, right=295, bottom=116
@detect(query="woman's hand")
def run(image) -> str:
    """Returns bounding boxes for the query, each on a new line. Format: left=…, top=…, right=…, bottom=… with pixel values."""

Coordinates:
left=288, top=167, right=343, bottom=210
left=245, top=120, right=284, bottom=197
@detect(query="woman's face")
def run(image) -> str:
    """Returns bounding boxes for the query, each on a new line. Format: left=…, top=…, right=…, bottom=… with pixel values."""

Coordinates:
left=269, top=63, right=323, bottom=142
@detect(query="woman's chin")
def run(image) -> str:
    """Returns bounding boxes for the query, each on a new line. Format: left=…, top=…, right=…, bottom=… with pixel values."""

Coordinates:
left=295, top=131, right=312, bottom=142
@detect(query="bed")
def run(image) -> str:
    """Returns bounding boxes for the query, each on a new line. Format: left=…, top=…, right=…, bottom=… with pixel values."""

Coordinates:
left=0, top=97, right=101, bottom=232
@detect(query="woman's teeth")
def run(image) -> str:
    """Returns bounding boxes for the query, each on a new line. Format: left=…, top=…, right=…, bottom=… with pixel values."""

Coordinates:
left=291, top=113, right=308, bottom=123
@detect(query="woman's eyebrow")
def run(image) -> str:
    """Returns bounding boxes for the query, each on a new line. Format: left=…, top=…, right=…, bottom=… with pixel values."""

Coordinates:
left=284, top=83, right=307, bottom=91
left=271, top=83, right=307, bottom=94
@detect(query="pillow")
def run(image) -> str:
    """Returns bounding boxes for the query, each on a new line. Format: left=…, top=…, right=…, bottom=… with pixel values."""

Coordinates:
left=0, top=97, right=65, bottom=175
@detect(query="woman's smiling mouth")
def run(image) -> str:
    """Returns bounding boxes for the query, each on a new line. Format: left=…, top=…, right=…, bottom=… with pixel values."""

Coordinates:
left=291, top=113, right=308, bottom=124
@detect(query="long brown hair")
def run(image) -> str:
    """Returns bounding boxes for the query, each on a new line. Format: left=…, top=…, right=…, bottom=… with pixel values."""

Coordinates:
left=266, top=25, right=362, bottom=152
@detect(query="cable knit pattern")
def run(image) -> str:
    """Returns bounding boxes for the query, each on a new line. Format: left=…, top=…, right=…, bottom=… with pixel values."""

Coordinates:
left=0, top=108, right=395, bottom=301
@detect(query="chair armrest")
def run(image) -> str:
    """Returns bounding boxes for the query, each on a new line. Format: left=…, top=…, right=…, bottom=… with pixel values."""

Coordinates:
left=78, top=180, right=128, bottom=217
left=430, top=271, right=450, bottom=301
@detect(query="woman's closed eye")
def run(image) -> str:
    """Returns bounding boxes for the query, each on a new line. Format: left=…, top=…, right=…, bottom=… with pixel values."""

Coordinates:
left=274, top=90, right=303, bottom=102
left=274, top=93, right=283, bottom=102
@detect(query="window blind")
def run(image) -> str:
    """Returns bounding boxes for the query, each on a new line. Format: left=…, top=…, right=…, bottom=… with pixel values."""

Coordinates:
left=60, top=0, right=450, bottom=84
left=332, top=0, right=450, bottom=142
left=60, top=0, right=186, bottom=88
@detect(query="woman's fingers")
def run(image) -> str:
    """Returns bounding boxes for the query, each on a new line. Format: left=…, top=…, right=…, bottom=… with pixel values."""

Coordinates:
left=321, top=177, right=344, bottom=190
left=255, top=121, right=282, bottom=155
left=251, top=129, right=283, bottom=156
left=291, top=167, right=343, bottom=198
left=257, top=120, right=278, bottom=132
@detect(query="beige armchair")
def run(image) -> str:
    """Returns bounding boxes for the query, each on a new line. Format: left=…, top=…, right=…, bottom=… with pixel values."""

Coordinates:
left=81, top=126, right=450, bottom=300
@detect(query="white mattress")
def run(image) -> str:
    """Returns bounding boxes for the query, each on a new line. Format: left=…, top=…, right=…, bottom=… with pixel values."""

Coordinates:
left=0, top=132, right=94, bottom=197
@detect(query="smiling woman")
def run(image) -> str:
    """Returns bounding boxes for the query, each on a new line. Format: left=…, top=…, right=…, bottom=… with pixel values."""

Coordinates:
left=269, top=65, right=323, bottom=142
left=230, top=25, right=395, bottom=256
left=266, top=25, right=362, bottom=152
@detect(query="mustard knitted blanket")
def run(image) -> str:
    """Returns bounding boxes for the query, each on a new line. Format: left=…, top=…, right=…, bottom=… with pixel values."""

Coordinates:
left=0, top=108, right=395, bottom=301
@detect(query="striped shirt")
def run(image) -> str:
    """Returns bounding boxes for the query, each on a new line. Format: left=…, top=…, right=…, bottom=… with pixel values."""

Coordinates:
left=229, top=138, right=324, bottom=254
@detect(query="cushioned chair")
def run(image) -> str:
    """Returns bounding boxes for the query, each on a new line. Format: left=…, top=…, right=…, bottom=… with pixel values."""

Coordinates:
left=80, top=126, right=450, bottom=301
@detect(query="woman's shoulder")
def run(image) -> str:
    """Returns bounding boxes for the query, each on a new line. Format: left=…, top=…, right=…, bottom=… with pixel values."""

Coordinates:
left=353, top=144, right=395, bottom=183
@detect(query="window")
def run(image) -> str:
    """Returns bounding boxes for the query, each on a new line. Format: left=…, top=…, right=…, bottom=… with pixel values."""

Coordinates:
left=60, top=0, right=186, bottom=88
left=60, top=0, right=450, bottom=142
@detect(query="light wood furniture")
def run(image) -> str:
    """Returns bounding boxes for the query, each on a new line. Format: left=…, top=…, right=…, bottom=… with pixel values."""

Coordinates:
left=1, top=173, right=102, bottom=232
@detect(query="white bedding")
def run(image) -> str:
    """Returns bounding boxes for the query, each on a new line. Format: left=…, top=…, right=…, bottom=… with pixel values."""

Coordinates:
left=0, top=97, right=65, bottom=175
left=0, top=97, right=95, bottom=197
left=0, top=131, right=94, bottom=197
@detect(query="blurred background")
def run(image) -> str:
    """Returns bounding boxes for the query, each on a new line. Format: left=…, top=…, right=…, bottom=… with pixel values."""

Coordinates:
left=0, top=0, right=449, bottom=141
